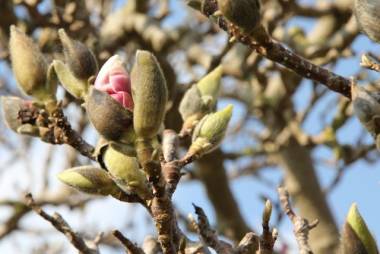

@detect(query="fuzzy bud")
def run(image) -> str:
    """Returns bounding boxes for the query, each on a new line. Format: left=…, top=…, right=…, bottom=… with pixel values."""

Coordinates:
left=86, top=87, right=133, bottom=141
left=340, top=203, right=378, bottom=254
left=131, top=50, right=168, bottom=139
left=9, top=26, right=56, bottom=101
left=354, top=0, right=380, bottom=43
left=179, top=66, right=223, bottom=134
left=103, top=146, right=152, bottom=200
left=188, top=104, right=233, bottom=156
left=262, top=200, right=272, bottom=225
left=351, top=82, right=380, bottom=137
left=217, top=0, right=261, bottom=33
left=58, top=29, right=98, bottom=80
left=58, top=166, right=120, bottom=196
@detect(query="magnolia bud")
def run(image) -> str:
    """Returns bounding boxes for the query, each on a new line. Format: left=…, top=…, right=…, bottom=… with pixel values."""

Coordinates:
left=131, top=50, right=168, bottom=139
left=58, top=166, right=120, bottom=196
left=1, top=96, right=28, bottom=132
left=217, top=0, right=261, bottom=33
left=262, top=200, right=272, bottom=225
left=354, top=0, right=380, bottom=43
left=340, top=203, right=378, bottom=254
left=351, top=82, right=380, bottom=137
left=103, top=146, right=152, bottom=200
left=86, top=87, right=133, bottom=141
left=9, top=26, right=56, bottom=101
left=58, top=29, right=98, bottom=80
left=179, top=66, right=223, bottom=134
left=188, top=104, right=233, bottom=156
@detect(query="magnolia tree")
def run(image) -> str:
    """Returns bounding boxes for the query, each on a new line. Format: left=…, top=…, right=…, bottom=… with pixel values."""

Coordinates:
left=0, top=0, right=380, bottom=253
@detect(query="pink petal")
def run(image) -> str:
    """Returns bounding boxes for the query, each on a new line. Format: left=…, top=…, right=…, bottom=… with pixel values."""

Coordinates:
left=110, top=74, right=131, bottom=93
left=111, top=92, right=134, bottom=110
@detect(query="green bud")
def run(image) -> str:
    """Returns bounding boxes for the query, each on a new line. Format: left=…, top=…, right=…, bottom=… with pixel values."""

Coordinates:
left=103, top=146, right=152, bottom=200
left=58, top=29, right=98, bottom=80
left=86, top=87, right=133, bottom=141
left=196, top=65, right=223, bottom=101
left=179, top=67, right=223, bottom=135
left=262, top=200, right=272, bottom=225
left=189, top=104, right=233, bottom=156
left=340, top=203, right=378, bottom=254
left=217, top=0, right=261, bottom=33
left=58, top=166, right=120, bottom=195
left=131, top=50, right=168, bottom=139
left=1, top=96, right=27, bottom=132
left=9, top=26, right=56, bottom=101
left=53, top=60, right=88, bottom=99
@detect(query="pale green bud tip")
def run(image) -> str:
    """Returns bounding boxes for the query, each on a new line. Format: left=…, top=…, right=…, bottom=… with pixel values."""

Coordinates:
left=346, top=203, right=378, bottom=254
left=58, top=170, right=93, bottom=189
left=197, top=65, right=223, bottom=98
left=9, top=25, right=51, bottom=101
left=57, top=166, right=117, bottom=195
left=199, top=104, right=233, bottom=138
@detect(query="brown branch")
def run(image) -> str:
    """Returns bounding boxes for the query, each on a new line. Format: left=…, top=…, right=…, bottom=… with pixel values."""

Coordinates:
left=194, top=0, right=352, bottom=99
left=25, top=193, right=97, bottom=254
left=112, top=230, right=145, bottom=254
left=360, top=54, right=380, bottom=73
left=278, top=187, right=319, bottom=254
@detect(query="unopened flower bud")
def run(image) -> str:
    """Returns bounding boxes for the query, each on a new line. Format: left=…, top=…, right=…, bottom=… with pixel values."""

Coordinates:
left=131, top=50, right=168, bottom=139
left=179, top=66, right=223, bottom=135
left=86, top=87, right=133, bottom=141
left=340, top=203, right=378, bottom=254
left=103, top=146, right=152, bottom=200
left=351, top=82, right=380, bottom=137
left=217, top=0, right=261, bottom=33
left=58, top=29, right=98, bottom=80
left=58, top=166, right=120, bottom=196
left=9, top=26, right=56, bottom=101
left=354, top=0, right=380, bottom=43
left=188, top=104, right=233, bottom=156
left=262, top=200, right=272, bottom=225
left=95, top=55, right=133, bottom=110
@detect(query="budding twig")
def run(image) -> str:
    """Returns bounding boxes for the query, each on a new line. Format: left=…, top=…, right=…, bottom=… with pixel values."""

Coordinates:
left=193, top=0, right=352, bottom=99
left=360, top=54, right=380, bottom=73
left=25, top=193, right=97, bottom=254
left=278, top=187, right=318, bottom=254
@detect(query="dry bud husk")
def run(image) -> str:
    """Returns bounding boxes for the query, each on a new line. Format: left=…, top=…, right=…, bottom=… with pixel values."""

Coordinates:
left=58, top=29, right=98, bottom=80
left=86, top=87, right=133, bottom=141
left=103, top=146, right=152, bottom=200
left=9, top=26, right=56, bottom=101
left=351, top=83, right=380, bottom=138
left=189, top=104, right=233, bottom=156
left=340, top=203, right=378, bottom=254
left=1, top=96, right=28, bottom=132
left=217, top=0, right=261, bottom=33
left=131, top=50, right=168, bottom=139
left=58, top=165, right=120, bottom=196
left=354, top=0, right=380, bottom=43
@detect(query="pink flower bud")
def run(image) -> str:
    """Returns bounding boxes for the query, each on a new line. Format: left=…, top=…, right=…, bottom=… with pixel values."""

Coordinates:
left=94, top=55, right=133, bottom=110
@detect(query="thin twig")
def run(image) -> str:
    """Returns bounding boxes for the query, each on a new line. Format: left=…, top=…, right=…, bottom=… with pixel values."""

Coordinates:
left=192, top=204, right=234, bottom=254
left=278, top=187, right=318, bottom=254
left=25, top=193, right=97, bottom=254
left=112, top=230, right=145, bottom=254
